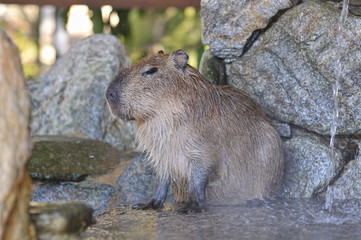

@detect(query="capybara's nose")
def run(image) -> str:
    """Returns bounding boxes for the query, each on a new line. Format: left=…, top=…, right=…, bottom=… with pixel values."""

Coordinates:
left=106, top=88, right=117, bottom=102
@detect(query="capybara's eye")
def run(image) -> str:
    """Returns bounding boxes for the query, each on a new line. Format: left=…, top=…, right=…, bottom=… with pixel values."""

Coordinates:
left=142, top=67, right=158, bottom=77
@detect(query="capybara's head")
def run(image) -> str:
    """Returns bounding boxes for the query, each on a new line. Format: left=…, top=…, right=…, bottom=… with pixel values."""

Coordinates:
left=106, top=49, right=197, bottom=121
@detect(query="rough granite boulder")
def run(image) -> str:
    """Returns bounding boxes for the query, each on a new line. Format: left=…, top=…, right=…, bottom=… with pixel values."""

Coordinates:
left=228, top=0, right=361, bottom=136
left=328, top=140, right=361, bottom=200
left=199, top=49, right=227, bottom=85
left=28, top=34, right=136, bottom=150
left=204, top=0, right=361, bottom=199
left=117, top=155, right=174, bottom=203
left=201, top=0, right=297, bottom=60
left=0, top=30, right=34, bottom=240
left=282, top=129, right=343, bottom=198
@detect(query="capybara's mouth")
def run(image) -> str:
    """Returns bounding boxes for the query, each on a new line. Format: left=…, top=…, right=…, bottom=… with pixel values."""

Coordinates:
left=106, top=87, right=131, bottom=120
left=106, top=101, right=135, bottom=121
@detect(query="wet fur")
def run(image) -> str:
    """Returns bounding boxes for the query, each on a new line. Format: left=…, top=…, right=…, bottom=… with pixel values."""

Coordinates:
left=106, top=50, right=283, bottom=210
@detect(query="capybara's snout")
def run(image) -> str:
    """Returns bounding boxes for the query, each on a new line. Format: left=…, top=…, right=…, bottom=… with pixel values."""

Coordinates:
left=106, top=79, right=124, bottom=119
left=106, top=84, right=118, bottom=104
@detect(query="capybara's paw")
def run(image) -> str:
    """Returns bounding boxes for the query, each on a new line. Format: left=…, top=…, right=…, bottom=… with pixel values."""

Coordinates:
left=132, top=200, right=162, bottom=210
left=174, top=205, right=204, bottom=215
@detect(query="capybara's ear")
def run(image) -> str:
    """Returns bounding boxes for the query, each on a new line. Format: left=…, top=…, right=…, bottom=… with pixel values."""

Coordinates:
left=158, top=50, right=164, bottom=54
left=171, top=49, right=189, bottom=70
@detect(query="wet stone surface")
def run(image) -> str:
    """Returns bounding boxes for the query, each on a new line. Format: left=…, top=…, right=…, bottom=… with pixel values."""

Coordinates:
left=28, top=136, right=125, bottom=181
left=28, top=135, right=135, bottom=216
left=83, top=199, right=361, bottom=240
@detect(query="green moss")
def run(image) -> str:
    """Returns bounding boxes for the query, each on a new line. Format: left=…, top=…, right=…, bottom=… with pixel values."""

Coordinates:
left=28, top=136, right=124, bottom=181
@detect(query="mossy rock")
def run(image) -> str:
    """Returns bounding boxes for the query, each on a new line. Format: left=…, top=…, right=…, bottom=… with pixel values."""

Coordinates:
left=28, top=136, right=126, bottom=181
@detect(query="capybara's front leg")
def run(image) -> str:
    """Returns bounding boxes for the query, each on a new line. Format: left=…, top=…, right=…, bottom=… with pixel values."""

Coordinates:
left=132, top=178, right=170, bottom=210
left=176, top=166, right=208, bottom=214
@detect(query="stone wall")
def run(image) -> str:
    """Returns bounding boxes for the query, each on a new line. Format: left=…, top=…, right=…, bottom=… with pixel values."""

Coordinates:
left=201, top=0, right=361, bottom=198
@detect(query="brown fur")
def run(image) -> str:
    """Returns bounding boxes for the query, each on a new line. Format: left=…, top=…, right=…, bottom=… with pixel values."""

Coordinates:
left=106, top=49, right=283, bottom=207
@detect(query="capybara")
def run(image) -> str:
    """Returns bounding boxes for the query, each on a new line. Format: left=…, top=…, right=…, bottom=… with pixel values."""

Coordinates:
left=106, top=49, right=283, bottom=213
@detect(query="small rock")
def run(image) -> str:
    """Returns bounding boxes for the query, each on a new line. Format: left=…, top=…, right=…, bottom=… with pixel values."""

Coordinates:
left=199, top=49, right=227, bottom=85
left=29, top=202, right=93, bottom=239
left=269, top=119, right=292, bottom=138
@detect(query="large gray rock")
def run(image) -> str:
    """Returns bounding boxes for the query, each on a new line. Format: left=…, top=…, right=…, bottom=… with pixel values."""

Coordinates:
left=28, top=34, right=136, bottom=150
left=117, top=155, right=174, bottom=203
left=201, top=0, right=296, bottom=60
left=30, top=202, right=93, bottom=240
left=282, top=130, right=343, bottom=198
left=229, top=0, right=361, bottom=136
left=117, top=155, right=155, bottom=203
left=0, top=30, right=33, bottom=240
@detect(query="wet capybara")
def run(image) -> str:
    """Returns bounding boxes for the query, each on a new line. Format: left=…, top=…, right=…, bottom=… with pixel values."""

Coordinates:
left=106, top=49, right=283, bottom=213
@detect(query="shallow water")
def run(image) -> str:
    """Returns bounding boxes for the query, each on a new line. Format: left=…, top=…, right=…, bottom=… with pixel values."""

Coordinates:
left=82, top=198, right=361, bottom=240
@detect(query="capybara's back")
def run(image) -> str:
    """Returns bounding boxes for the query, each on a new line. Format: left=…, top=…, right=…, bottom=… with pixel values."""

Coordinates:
left=106, top=49, right=283, bottom=213
left=202, top=85, right=283, bottom=204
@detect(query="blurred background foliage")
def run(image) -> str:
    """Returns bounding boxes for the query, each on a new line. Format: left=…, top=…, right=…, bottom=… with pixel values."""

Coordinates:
left=0, top=5, right=41, bottom=78
left=0, top=5, right=204, bottom=80
left=90, top=7, right=204, bottom=68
